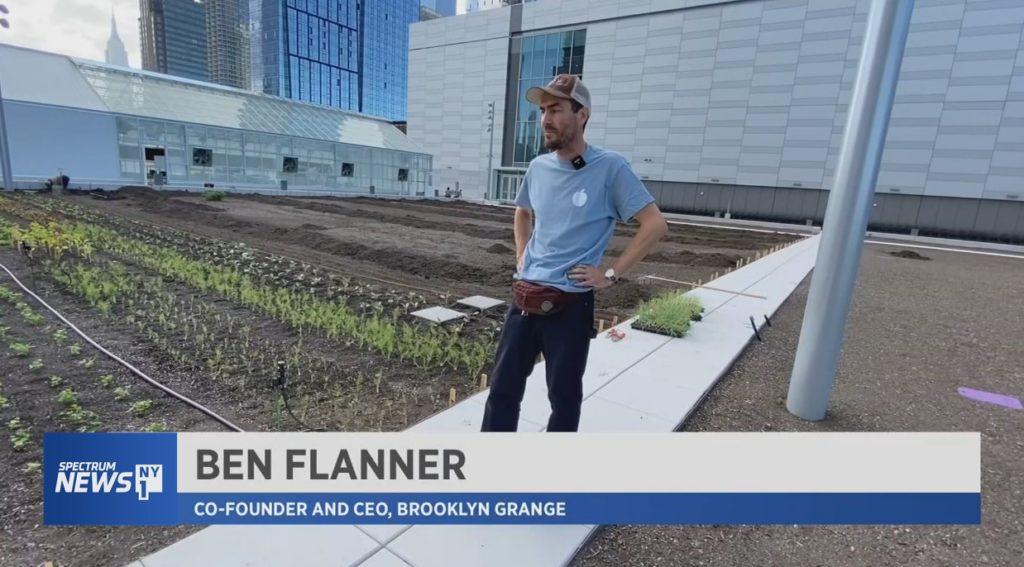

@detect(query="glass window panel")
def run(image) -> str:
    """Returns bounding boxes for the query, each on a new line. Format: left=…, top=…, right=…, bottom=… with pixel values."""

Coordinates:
left=570, top=54, right=584, bottom=76
left=545, top=34, right=560, bottom=78
left=514, top=124, right=526, bottom=164
left=559, top=32, right=572, bottom=75
left=530, top=42, right=546, bottom=78
left=142, top=121, right=164, bottom=145
left=117, top=117, right=139, bottom=142
left=165, top=124, right=185, bottom=147
left=571, top=43, right=585, bottom=67
left=521, top=49, right=533, bottom=80
left=120, top=160, right=141, bottom=176
left=119, top=144, right=139, bottom=160
left=573, top=29, right=587, bottom=48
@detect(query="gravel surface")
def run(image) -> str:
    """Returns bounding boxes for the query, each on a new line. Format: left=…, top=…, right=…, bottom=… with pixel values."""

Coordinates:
left=573, top=243, right=1024, bottom=567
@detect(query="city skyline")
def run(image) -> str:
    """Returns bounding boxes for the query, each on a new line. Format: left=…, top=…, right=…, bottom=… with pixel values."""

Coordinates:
left=0, top=0, right=479, bottom=69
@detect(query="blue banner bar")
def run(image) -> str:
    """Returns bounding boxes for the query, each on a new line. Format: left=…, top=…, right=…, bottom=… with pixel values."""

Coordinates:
left=39, top=492, right=982, bottom=526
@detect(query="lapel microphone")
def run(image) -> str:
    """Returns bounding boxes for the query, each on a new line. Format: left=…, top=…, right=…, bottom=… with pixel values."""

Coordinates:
left=571, top=156, right=586, bottom=170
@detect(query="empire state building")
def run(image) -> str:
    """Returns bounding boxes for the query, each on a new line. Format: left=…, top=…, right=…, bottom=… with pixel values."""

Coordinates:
left=105, top=11, right=129, bottom=67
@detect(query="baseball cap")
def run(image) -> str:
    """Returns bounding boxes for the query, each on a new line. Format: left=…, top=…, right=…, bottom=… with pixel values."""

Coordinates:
left=526, top=74, right=591, bottom=110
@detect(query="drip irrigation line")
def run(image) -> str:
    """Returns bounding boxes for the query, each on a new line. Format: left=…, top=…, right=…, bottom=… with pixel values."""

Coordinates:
left=0, top=260, right=244, bottom=432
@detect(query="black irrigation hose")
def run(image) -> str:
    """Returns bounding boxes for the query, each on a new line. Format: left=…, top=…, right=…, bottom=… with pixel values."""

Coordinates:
left=276, top=361, right=325, bottom=432
left=0, top=260, right=244, bottom=433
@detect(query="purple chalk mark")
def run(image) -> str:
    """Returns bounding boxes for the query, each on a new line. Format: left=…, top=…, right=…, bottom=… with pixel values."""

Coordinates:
left=958, top=387, right=1023, bottom=410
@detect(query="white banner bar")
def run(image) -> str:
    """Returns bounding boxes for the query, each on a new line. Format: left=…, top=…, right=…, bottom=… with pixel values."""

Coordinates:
left=176, top=432, right=979, bottom=493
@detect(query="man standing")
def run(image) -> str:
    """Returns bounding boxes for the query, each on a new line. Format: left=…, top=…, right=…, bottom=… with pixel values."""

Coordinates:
left=481, top=74, right=668, bottom=433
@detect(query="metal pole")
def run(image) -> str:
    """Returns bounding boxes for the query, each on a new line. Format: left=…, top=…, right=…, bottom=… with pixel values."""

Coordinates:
left=786, top=0, right=914, bottom=421
left=487, top=101, right=495, bottom=199
left=0, top=77, right=13, bottom=191
left=0, top=4, right=15, bottom=191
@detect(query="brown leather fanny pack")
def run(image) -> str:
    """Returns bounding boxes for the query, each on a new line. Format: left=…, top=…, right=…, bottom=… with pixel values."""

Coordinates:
left=512, top=280, right=582, bottom=315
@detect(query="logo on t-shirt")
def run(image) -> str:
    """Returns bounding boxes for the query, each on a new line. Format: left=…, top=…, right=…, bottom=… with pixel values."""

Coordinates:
left=572, top=188, right=588, bottom=207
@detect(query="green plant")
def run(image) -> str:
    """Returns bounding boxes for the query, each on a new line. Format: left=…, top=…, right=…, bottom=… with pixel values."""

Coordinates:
left=49, top=375, right=64, bottom=388
left=8, top=418, right=31, bottom=451
left=131, top=399, right=153, bottom=417
left=29, top=358, right=45, bottom=372
left=24, top=461, right=41, bottom=474
left=0, top=285, right=20, bottom=304
left=0, top=325, right=10, bottom=341
left=0, top=393, right=7, bottom=408
left=113, top=387, right=130, bottom=401
left=69, top=343, right=83, bottom=356
left=78, top=356, right=96, bottom=369
left=202, top=191, right=227, bottom=202
left=9, top=342, right=32, bottom=357
left=99, top=374, right=115, bottom=388
left=57, top=388, right=78, bottom=406
left=20, top=306, right=44, bottom=326
left=633, top=292, right=703, bottom=338
left=62, top=404, right=100, bottom=432
left=144, top=421, right=169, bottom=433
left=53, top=328, right=69, bottom=345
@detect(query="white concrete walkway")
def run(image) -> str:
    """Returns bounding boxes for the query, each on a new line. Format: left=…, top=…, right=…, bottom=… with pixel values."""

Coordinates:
left=132, top=235, right=821, bottom=567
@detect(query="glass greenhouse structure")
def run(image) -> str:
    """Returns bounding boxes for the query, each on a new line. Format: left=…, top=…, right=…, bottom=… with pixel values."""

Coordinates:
left=0, top=44, right=432, bottom=195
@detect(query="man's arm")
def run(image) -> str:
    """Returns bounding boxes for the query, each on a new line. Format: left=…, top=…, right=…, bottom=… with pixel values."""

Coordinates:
left=514, top=206, right=533, bottom=272
left=608, top=203, right=668, bottom=278
left=568, top=203, right=668, bottom=289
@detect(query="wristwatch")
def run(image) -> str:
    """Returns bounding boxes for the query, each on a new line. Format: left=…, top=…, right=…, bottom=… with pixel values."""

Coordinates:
left=604, top=268, right=619, bottom=284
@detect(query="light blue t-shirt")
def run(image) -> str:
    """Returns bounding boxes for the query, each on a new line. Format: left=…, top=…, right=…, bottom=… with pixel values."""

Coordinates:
left=515, top=144, right=655, bottom=292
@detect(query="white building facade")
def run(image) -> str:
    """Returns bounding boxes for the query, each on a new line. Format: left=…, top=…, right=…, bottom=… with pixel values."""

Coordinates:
left=409, top=0, right=1024, bottom=241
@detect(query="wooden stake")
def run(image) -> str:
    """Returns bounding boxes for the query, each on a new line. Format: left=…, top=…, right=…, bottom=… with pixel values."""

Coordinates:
left=712, top=272, right=719, bottom=280
left=640, top=275, right=767, bottom=299
left=612, top=316, right=619, bottom=326
left=598, top=319, right=605, bottom=333
left=479, top=374, right=488, bottom=392
left=449, top=388, right=457, bottom=406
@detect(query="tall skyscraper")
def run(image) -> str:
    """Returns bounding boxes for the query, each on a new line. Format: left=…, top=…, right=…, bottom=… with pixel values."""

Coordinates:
left=206, top=0, right=251, bottom=89
left=140, top=0, right=209, bottom=82
left=251, top=0, right=419, bottom=121
left=105, top=11, right=130, bottom=67
left=251, top=0, right=360, bottom=109
left=362, top=0, right=419, bottom=120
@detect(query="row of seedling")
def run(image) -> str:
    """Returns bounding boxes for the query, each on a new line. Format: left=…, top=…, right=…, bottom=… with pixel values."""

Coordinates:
left=27, top=219, right=494, bottom=374
left=13, top=195, right=433, bottom=310
left=43, top=255, right=409, bottom=429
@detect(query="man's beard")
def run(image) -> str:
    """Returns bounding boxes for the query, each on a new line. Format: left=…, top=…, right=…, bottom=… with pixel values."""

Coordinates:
left=544, top=127, right=574, bottom=151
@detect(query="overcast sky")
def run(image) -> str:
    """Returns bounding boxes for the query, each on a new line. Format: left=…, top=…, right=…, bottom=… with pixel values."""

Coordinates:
left=1, top=0, right=143, bottom=67
left=0, top=0, right=472, bottom=68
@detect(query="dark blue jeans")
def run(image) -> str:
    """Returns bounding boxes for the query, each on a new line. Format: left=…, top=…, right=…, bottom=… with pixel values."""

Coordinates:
left=481, top=291, right=595, bottom=432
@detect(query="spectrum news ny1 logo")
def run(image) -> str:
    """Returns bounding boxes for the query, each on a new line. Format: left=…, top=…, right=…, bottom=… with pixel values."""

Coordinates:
left=54, top=461, right=164, bottom=500
left=44, top=432, right=178, bottom=525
